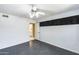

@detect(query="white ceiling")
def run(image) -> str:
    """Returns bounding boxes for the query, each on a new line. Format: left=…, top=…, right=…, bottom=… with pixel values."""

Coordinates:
left=0, top=4, right=79, bottom=20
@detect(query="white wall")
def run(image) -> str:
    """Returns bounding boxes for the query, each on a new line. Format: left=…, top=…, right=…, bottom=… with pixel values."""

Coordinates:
left=39, top=10, right=79, bottom=53
left=0, top=13, right=36, bottom=49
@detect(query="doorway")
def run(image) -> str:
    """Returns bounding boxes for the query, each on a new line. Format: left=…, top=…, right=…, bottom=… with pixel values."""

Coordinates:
left=29, top=23, right=36, bottom=47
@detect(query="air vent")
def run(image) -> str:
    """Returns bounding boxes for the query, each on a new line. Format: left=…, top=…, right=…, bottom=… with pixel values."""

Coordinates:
left=2, top=15, right=8, bottom=18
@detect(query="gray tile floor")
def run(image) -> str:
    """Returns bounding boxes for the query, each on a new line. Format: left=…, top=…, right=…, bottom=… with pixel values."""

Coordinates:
left=0, top=40, right=78, bottom=55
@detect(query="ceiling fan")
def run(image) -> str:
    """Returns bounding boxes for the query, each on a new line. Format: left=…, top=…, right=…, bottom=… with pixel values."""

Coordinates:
left=28, top=4, right=45, bottom=18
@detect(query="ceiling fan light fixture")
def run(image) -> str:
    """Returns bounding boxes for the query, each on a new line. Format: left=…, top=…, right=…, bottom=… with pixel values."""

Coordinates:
left=32, top=6, right=37, bottom=11
left=28, top=4, right=46, bottom=18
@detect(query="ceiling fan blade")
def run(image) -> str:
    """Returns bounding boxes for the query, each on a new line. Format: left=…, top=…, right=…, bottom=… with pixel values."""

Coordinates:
left=35, top=12, right=45, bottom=18
left=29, top=12, right=35, bottom=18
left=37, top=12, right=45, bottom=15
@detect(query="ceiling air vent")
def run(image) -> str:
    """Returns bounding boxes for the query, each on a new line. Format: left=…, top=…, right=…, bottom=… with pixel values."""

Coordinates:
left=2, top=14, right=9, bottom=18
